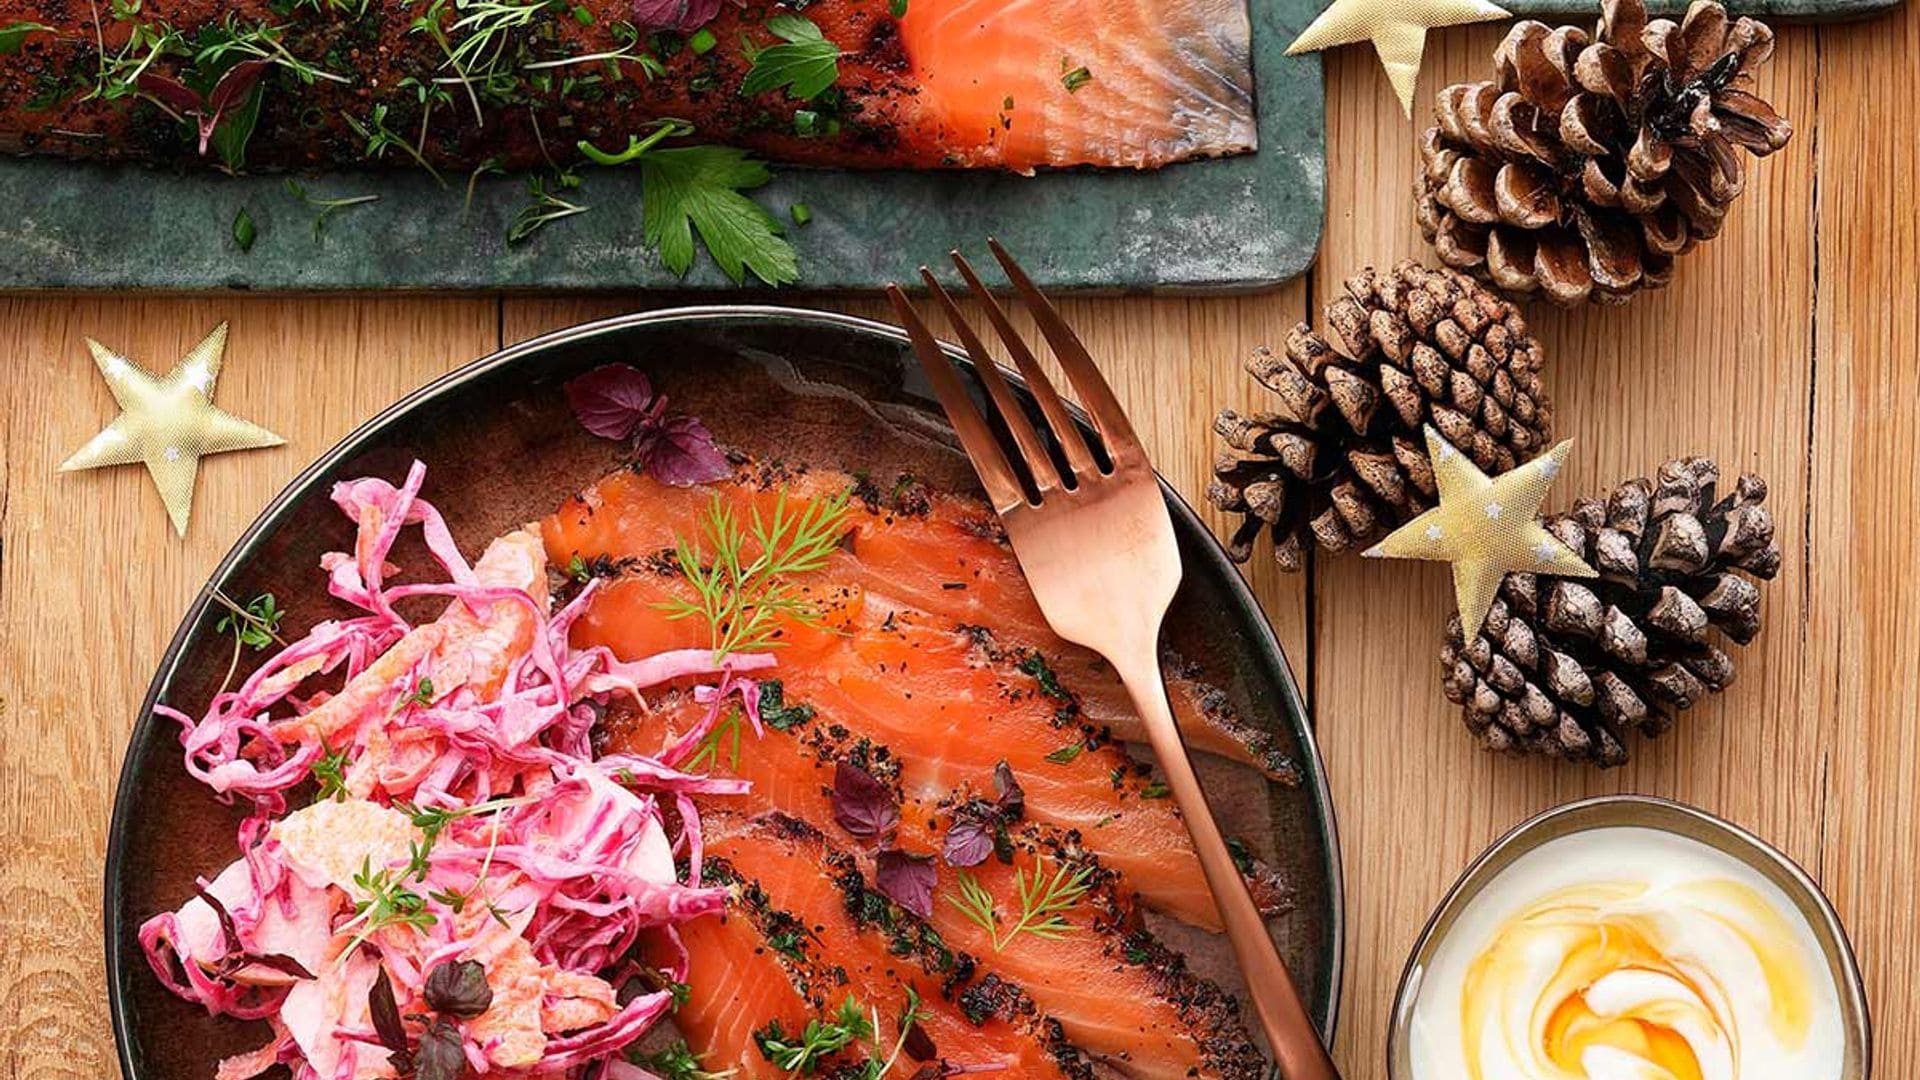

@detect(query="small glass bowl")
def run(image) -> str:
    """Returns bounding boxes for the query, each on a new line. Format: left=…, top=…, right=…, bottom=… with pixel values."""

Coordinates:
left=1385, top=794, right=1871, bottom=1079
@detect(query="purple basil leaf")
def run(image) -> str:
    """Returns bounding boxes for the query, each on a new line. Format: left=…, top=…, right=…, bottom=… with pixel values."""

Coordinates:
left=368, top=967, right=410, bottom=1056
left=195, top=886, right=241, bottom=956
left=832, top=761, right=899, bottom=839
left=136, top=71, right=204, bottom=115
left=207, top=59, right=270, bottom=114
left=637, top=413, right=731, bottom=487
left=942, top=819, right=992, bottom=867
left=423, top=959, right=493, bottom=1018
left=631, top=0, right=725, bottom=31
left=991, top=761, right=1024, bottom=820
left=414, top=1017, right=466, bottom=1080
left=234, top=952, right=316, bottom=982
left=565, top=364, right=659, bottom=440
left=876, top=850, right=936, bottom=919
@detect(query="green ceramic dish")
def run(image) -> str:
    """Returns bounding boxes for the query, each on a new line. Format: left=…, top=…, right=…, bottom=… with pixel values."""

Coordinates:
left=103, top=307, right=1344, bottom=1079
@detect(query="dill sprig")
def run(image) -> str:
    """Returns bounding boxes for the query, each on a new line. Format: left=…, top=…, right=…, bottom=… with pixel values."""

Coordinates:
left=686, top=709, right=745, bottom=773
left=662, top=488, right=854, bottom=662
left=945, top=858, right=1092, bottom=951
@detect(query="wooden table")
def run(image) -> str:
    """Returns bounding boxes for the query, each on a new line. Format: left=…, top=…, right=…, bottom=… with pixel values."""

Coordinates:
left=3, top=9, right=1914, bottom=1077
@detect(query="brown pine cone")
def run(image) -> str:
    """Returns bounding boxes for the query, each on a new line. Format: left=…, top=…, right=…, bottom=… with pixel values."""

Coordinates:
left=1417, top=0, right=1793, bottom=305
left=1440, top=458, right=1781, bottom=766
left=1209, top=262, right=1552, bottom=571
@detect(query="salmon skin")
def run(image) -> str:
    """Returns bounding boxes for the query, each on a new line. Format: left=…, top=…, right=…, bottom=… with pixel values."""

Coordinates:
left=0, top=1, right=1253, bottom=173
left=544, top=465, right=1302, bottom=782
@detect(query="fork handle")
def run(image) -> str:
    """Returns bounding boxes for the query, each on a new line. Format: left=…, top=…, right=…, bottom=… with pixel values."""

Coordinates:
left=1115, top=650, right=1342, bottom=1080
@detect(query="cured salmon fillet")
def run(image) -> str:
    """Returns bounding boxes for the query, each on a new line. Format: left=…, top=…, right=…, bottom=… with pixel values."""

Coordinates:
left=701, top=814, right=1093, bottom=1080
left=606, top=700, right=1269, bottom=1080
left=0, top=1, right=1253, bottom=173
left=543, top=467, right=1299, bottom=780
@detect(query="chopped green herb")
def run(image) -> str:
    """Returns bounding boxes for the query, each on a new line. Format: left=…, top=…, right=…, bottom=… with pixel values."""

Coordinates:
left=567, top=554, right=592, bottom=582
left=1139, top=780, right=1170, bottom=799
left=577, top=119, right=691, bottom=165
left=1043, top=741, right=1084, bottom=765
left=689, top=28, right=717, bottom=55
left=0, top=21, right=53, bottom=56
left=789, top=203, right=813, bottom=227
left=1016, top=652, right=1071, bottom=702
left=888, top=0, right=909, bottom=16
left=396, top=677, right=436, bottom=712
left=1225, top=837, right=1255, bottom=875
left=759, top=680, right=815, bottom=731
left=571, top=4, right=595, bottom=24
left=740, top=14, right=842, bottom=101
left=644, top=1040, right=730, bottom=1080
left=1062, top=64, right=1092, bottom=93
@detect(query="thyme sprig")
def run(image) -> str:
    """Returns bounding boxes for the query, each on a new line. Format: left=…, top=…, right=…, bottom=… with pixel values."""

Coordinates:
left=662, top=488, right=854, bottom=662
left=945, top=858, right=1092, bottom=951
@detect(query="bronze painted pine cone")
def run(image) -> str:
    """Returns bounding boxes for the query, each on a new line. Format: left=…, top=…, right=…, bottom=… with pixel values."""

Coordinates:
left=1417, top=0, right=1793, bottom=305
left=1209, top=263, right=1552, bottom=571
left=1440, top=458, right=1781, bottom=767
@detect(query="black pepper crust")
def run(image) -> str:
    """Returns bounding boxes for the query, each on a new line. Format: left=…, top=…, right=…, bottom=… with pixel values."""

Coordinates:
left=0, top=1, right=923, bottom=172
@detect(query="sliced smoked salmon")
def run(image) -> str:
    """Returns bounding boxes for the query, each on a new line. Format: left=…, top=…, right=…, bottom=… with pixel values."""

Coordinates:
left=543, top=466, right=1298, bottom=780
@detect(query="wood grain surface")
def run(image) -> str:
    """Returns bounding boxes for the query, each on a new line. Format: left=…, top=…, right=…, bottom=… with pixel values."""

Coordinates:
left=2, top=10, right=1914, bottom=1077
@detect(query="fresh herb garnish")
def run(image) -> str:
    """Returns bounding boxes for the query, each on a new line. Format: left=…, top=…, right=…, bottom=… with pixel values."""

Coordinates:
left=1225, top=836, right=1255, bottom=875
left=342, top=857, right=436, bottom=954
left=394, top=676, right=436, bottom=714
left=284, top=179, right=380, bottom=240
left=1139, top=780, right=1171, bottom=799
left=310, top=741, right=351, bottom=802
left=563, top=364, right=731, bottom=484
left=638, top=145, right=799, bottom=285
left=888, top=0, right=909, bottom=16
left=789, top=202, right=813, bottom=226
left=1043, top=741, right=1084, bottom=765
left=740, top=15, right=841, bottom=101
left=0, top=21, right=52, bottom=55
left=211, top=589, right=285, bottom=694
left=577, top=119, right=690, bottom=165
left=232, top=207, right=257, bottom=251
left=687, top=708, right=745, bottom=772
left=875, top=850, right=936, bottom=918
left=1016, top=652, right=1071, bottom=702
left=1061, top=62, right=1092, bottom=93
left=645, top=1040, right=734, bottom=1080
left=507, top=174, right=589, bottom=243
left=422, top=958, right=493, bottom=1017
left=663, top=488, right=854, bottom=661
left=942, top=762, right=1024, bottom=868
left=755, top=995, right=873, bottom=1074
left=831, top=760, right=899, bottom=840
left=945, top=857, right=1092, bottom=951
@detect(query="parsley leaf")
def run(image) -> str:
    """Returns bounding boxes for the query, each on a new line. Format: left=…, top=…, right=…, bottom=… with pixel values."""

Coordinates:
left=639, top=145, right=798, bottom=286
left=740, top=15, right=841, bottom=101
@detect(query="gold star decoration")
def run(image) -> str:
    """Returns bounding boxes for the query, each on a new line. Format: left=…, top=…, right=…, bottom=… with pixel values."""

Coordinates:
left=59, top=322, right=283, bottom=537
left=1286, top=0, right=1510, bottom=116
left=1365, top=427, right=1595, bottom=639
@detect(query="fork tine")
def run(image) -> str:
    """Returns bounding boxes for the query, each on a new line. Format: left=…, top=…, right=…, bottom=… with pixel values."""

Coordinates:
left=919, top=267, right=1063, bottom=495
left=887, top=285, right=1030, bottom=513
left=988, top=238, right=1145, bottom=466
left=949, top=252, right=1101, bottom=481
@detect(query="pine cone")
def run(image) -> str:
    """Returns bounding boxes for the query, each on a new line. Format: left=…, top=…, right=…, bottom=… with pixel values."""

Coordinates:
left=1209, top=262, right=1552, bottom=571
left=1417, top=0, right=1793, bottom=305
left=1440, top=458, right=1780, bottom=767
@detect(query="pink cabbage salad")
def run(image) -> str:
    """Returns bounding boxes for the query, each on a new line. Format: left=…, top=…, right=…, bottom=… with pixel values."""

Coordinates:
left=138, top=461, right=767, bottom=1080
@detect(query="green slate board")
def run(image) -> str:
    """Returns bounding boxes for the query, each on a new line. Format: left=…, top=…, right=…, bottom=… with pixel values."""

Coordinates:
left=0, top=0, right=1323, bottom=295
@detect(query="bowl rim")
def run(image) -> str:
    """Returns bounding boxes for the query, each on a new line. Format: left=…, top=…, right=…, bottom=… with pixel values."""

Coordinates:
left=1384, top=792, right=1871, bottom=1079
left=104, top=303, right=1346, bottom=1079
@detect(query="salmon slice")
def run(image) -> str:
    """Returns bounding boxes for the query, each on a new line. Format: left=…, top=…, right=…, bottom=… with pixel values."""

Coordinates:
left=607, top=706, right=1268, bottom=1080
left=704, top=814, right=1091, bottom=1080
left=664, top=894, right=836, bottom=1079
left=543, top=467, right=1296, bottom=780
left=1, top=3, right=1251, bottom=173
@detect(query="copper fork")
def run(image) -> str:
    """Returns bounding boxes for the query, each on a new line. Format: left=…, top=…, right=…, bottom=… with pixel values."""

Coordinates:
left=887, top=241, right=1340, bottom=1080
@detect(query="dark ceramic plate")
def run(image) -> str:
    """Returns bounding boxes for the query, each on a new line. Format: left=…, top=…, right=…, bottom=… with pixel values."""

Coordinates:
left=104, top=307, right=1343, bottom=1079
